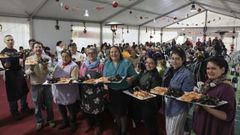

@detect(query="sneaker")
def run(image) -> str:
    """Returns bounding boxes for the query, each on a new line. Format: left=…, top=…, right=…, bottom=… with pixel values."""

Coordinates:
left=70, top=123, right=77, bottom=133
left=95, top=127, right=103, bottom=135
left=21, top=106, right=33, bottom=114
left=58, top=122, right=69, bottom=129
left=12, top=112, right=21, bottom=121
left=84, top=125, right=94, bottom=133
left=36, top=123, right=44, bottom=131
left=49, top=121, right=56, bottom=128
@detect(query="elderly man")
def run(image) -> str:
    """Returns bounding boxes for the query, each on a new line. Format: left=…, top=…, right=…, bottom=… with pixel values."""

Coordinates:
left=0, top=35, right=30, bottom=120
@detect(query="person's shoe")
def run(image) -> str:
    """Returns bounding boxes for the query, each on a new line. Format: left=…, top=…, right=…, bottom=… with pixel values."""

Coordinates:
left=12, top=112, right=21, bottom=121
left=58, top=122, right=69, bottom=129
left=84, top=125, right=94, bottom=133
left=70, top=123, right=77, bottom=133
left=95, top=127, right=103, bottom=135
left=48, top=121, right=56, bottom=128
left=112, top=128, right=121, bottom=135
left=21, top=106, right=33, bottom=114
left=36, top=123, right=44, bottom=131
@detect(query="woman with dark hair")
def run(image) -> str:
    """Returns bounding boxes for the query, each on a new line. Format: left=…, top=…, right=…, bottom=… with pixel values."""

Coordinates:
left=103, top=46, right=138, bottom=135
left=192, top=57, right=236, bottom=135
left=51, top=50, right=79, bottom=133
left=162, top=48, right=195, bottom=135
left=134, top=56, right=162, bottom=135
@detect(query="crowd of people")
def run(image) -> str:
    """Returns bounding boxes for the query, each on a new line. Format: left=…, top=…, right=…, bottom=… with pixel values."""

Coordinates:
left=0, top=34, right=237, bottom=135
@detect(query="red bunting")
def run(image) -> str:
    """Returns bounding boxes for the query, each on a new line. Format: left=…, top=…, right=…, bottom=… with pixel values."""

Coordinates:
left=112, top=1, right=118, bottom=8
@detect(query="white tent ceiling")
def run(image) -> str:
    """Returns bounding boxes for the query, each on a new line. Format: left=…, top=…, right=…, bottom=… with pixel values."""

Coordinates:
left=167, top=11, right=240, bottom=28
left=0, top=0, right=240, bottom=28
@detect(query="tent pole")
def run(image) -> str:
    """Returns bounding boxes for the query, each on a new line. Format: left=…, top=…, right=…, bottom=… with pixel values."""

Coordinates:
left=100, top=23, right=103, bottom=46
left=138, top=26, right=140, bottom=45
left=203, top=10, right=208, bottom=35
left=160, top=28, right=163, bottom=43
left=29, top=17, right=34, bottom=39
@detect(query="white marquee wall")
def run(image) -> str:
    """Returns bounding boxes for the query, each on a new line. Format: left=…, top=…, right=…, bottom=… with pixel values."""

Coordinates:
left=0, top=16, right=30, bottom=51
left=0, top=16, right=239, bottom=53
left=33, top=19, right=72, bottom=52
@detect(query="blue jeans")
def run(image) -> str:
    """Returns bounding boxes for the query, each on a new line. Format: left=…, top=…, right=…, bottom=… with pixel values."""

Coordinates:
left=9, top=95, right=28, bottom=114
left=31, top=85, right=54, bottom=123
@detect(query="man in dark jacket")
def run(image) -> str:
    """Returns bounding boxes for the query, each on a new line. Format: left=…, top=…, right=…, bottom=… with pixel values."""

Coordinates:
left=0, top=35, right=30, bottom=120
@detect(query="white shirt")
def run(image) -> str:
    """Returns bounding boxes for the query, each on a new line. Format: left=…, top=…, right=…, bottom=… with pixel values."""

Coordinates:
left=56, top=46, right=64, bottom=61
left=72, top=52, right=86, bottom=63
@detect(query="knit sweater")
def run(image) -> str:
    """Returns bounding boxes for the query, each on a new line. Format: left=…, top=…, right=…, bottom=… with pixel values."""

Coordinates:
left=25, top=54, right=51, bottom=85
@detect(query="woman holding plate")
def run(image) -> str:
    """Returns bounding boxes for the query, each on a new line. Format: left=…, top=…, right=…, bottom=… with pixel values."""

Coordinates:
left=134, top=56, right=162, bottom=135
left=79, top=47, right=104, bottom=135
left=192, top=57, right=236, bottom=135
left=162, top=48, right=195, bottom=135
left=51, top=50, right=79, bottom=133
left=103, top=46, right=138, bottom=135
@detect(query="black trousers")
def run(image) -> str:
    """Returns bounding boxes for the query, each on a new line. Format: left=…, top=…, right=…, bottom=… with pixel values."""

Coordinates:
left=85, top=113, right=103, bottom=128
left=58, top=102, right=78, bottom=124
left=140, top=103, right=158, bottom=135
left=137, top=99, right=160, bottom=135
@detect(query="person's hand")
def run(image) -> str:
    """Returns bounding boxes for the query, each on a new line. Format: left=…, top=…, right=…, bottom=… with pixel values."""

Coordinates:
left=42, top=63, right=48, bottom=70
left=30, top=65, right=35, bottom=71
left=4, top=62, right=11, bottom=68
left=126, top=77, right=134, bottom=85
left=193, top=81, right=204, bottom=93
left=103, top=84, right=108, bottom=90
left=201, top=105, right=211, bottom=112
left=0, top=70, right=6, bottom=81
left=193, top=86, right=200, bottom=92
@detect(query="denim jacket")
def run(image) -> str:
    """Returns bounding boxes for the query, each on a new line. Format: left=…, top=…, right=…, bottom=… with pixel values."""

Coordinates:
left=163, top=66, right=195, bottom=117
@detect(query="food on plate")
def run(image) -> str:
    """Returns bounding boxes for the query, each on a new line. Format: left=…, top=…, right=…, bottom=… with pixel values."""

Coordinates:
left=0, top=53, right=7, bottom=58
left=0, top=53, right=4, bottom=57
left=96, top=77, right=110, bottom=83
left=5, top=52, right=19, bottom=57
left=193, top=95, right=223, bottom=106
left=179, top=91, right=202, bottom=102
left=47, top=77, right=71, bottom=84
left=108, top=74, right=123, bottom=82
left=47, top=77, right=60, bottom=83
left=58, top=78, right=71, bottom=84
left=83, top=78, right=97, bottom=84
left=165, top=88, right=184, bottom=97
left=38, top=58, right=49, bottom=64
left=133, top=90, right=151, bottom=99
left=25, top=59, right=38, bottom=65
left=151, top=86, right=168, bottom=95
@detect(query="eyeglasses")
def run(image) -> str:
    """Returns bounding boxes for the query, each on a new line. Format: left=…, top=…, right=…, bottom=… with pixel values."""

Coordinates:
left=87, top=52, right=95, bottom=55
left=110, top=51, right=119, bottom=54
left=145, top=61, right=155, bottom=65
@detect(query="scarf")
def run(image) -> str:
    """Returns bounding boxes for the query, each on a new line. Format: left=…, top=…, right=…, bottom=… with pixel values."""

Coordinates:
left=62, top=61, right=71, bottom=66
left=61, top=61, right=71, bottom=69
left=201, top=75, right=226, bottom=94
left=84, top=58, right=100, bottom=69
